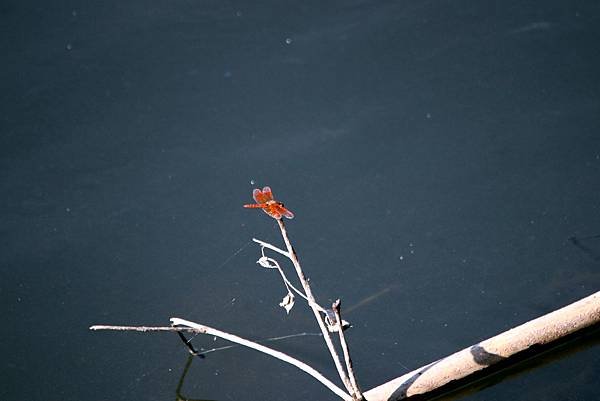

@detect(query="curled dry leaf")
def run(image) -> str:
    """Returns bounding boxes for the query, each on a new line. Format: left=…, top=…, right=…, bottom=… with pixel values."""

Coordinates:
left=280, top=292, right=295, bottom=314
left=257, top=256, right=276, bottom=269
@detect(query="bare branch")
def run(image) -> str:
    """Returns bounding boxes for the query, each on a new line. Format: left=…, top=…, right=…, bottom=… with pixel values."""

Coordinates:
left=91, top=320, right=351, bottom=400
left=257, top=251, right=330, bottom=315
left=90, top=325, right=196, bottom=332
left=275, top=219, right=355, bottom=396
left=258, top=255, right=307, bottom=303
left=170, top=318, right=353, bottom=401
left=332, top=300, right=364, bottom=400
left=252, top=238, right=290, bottom=258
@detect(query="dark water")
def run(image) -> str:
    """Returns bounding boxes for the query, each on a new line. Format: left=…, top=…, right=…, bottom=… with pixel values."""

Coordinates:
left=2, top=1, right=600, bottom=400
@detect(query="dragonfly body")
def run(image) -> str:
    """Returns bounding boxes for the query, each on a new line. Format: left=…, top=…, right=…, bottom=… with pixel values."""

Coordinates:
left=243, top=186, right=294, bottom=220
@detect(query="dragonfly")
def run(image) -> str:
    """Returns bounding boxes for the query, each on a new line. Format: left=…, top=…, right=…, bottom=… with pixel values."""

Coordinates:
left=243, top=186, right=294, bottom=220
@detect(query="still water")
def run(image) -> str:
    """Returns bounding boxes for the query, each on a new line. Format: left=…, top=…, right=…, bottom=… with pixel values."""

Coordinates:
left=2, top=1, right=599, bottom=400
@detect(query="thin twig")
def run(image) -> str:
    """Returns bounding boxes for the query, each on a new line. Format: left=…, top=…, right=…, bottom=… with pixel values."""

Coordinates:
left=170, top=318, right=353, bottom=401
left=259, top=254, right=328, bottom=313
left=332, top=300, right=364, bottom=400
left=260, top=254, right=306, bottom=301
left=276, top=219, right=355, bottom=396
left=90, top=325, right=197, bottom=332
left=253, top=238, right=290, bottom=258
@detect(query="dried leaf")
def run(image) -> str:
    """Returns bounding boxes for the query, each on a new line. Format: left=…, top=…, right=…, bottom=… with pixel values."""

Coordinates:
left=340, top=319, right=351, bottom=331
left=257, top=256, right=275, bottom=268
left=279, top=293, right=295, bottom=314
left=325, top=312, right=351, bottom=332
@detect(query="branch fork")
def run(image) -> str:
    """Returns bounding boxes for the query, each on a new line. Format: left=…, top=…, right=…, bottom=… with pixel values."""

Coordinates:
left=250, top=219, right=364, bottom=400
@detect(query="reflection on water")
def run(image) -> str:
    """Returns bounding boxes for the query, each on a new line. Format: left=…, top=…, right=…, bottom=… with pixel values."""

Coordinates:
left=345, top=285, right=398, bottom=315
left=176, top=356, right=216, bottom=401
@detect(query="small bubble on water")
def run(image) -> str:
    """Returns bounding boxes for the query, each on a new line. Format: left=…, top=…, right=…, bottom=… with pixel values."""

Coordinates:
left=285, top=37, right=293, bottom=44
left=250, top=179, right=255, bottom=185
left=66, top=43, right=72, bottom=51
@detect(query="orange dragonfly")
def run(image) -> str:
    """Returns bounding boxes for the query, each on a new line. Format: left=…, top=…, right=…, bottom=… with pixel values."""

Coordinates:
left=243, top=186, right=294, bottom=220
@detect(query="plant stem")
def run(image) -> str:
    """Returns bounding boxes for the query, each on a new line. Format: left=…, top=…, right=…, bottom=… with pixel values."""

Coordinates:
left=252, top=238, right=290, bottom=258
left=276, top=219, right=355, bottom=396
left=332, top=300, right=364, bottom=400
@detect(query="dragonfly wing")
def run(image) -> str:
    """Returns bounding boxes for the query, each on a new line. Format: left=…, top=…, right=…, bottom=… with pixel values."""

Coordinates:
left=282, top=208, right=294, bottom=219
left=275, top=204, right=294, bottom=219
left=248, top=187, right=289, bottom=219
left=264, top=205, right=281, bottom=219
left=262, top=186, right=274, bottom=201
left=253, top=188, right=268, bottom=204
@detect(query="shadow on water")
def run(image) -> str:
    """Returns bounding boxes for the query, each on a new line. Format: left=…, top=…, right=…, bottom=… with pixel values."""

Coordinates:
left=396, top=323, right=600, bottom=401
